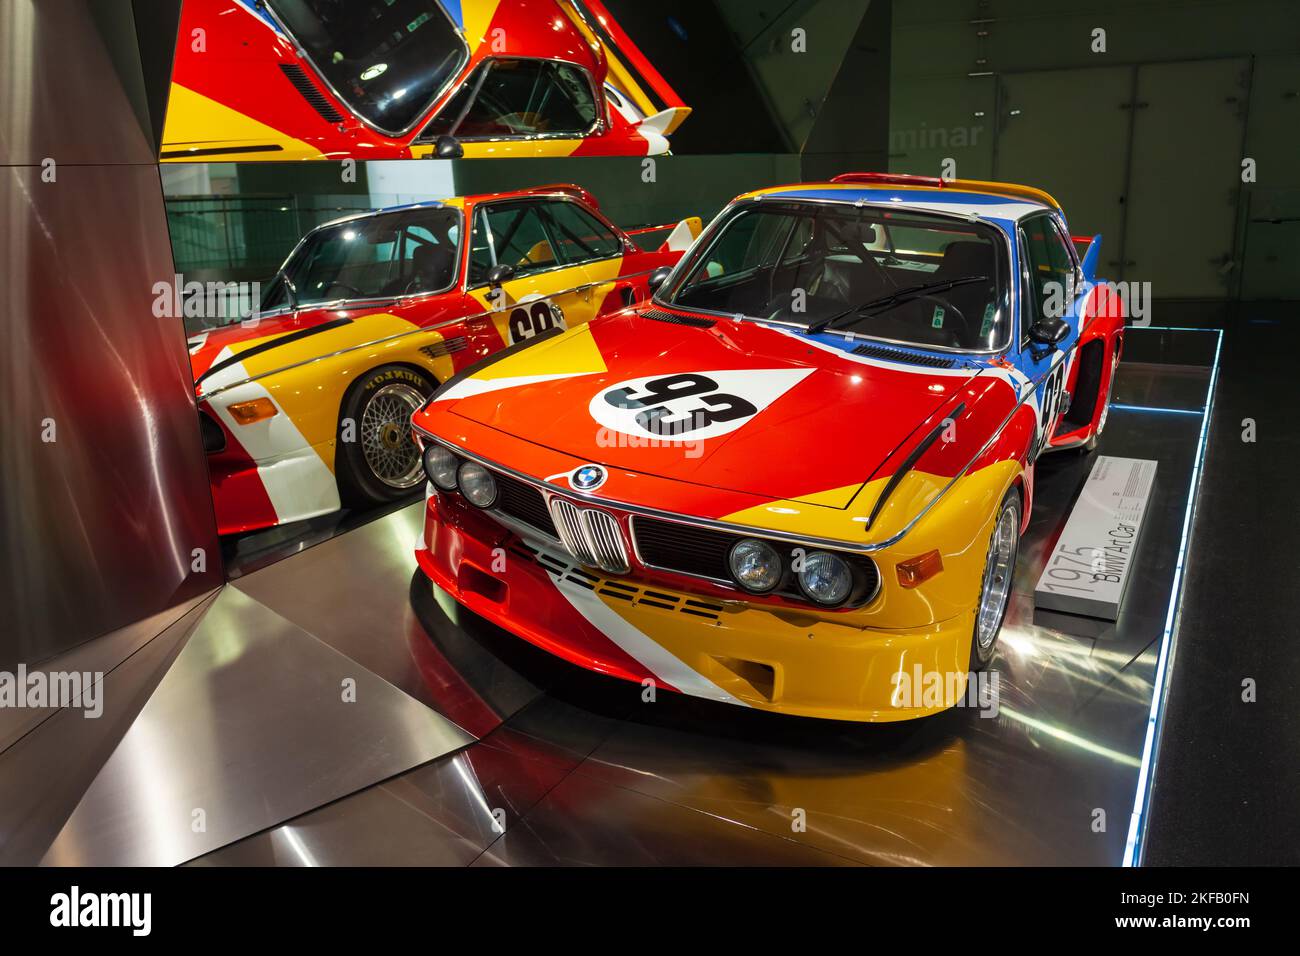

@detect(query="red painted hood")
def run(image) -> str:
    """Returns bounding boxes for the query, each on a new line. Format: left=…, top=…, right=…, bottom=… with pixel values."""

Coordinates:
left=439, top=312, right=979, bottom=507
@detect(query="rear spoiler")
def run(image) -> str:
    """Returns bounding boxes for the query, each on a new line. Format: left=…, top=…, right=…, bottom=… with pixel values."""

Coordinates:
left=574, top=0, right=692, bottom=136
left=623, top=216, right=703, bottom=253
left=830, top=172, right=1064, bottom=215
left=1074, top=234, right=1102, bottom=282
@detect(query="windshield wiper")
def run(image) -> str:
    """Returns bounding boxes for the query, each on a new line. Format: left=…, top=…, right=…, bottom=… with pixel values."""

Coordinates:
left=805, top=275, right=989, bottom=334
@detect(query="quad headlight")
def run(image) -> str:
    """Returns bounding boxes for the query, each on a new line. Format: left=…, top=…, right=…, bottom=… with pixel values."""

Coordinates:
left=797, top=550, right=854, bottom=606
left=423, top=444, right=459, bottom=490
left=457, top=461, right=498, bottom=508
left=728, top=538, right=782, bottom=594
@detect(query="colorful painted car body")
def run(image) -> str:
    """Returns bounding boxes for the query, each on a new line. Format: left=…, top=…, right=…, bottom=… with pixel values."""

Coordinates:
left=190, top=183, right=699, bottom=535
left=162, top=0, right=690, bottom=161
left=411, top=172, right=1126, bottom=722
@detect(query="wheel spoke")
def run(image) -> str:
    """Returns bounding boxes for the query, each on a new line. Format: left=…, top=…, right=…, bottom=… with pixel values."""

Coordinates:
left=358, top=383, right=426, bottom=489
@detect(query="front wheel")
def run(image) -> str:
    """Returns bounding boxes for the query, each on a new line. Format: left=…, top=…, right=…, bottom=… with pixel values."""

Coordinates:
left=969, top=489, right=1021, bottom=670
left=336, top=365, right=434, bottom=509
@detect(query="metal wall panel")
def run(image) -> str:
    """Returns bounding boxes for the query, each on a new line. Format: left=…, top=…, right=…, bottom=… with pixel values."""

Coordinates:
left=0, top=0, right=222, bottom=668
left=0, top=0, right=159, bottom=166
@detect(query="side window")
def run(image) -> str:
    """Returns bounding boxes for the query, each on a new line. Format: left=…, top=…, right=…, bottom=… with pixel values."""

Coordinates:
left=691, top=209, right=793, bottom=284
left=468, top=202, right=559, bottom=285
left=544, top=201, right=622, bottom=265
left=419, top=59, right=599, bottom=140
left=1021, top=215, right=1075, bottom=329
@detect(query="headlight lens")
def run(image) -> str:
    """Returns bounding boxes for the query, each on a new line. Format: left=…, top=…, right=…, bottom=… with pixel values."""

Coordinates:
left=797, top=550, right=853, bottom=606
left=423, top=445, right=459, bottom=490
left=729, top=538, right=782, bottom=593
left=457, top=461, right=498, bottom=508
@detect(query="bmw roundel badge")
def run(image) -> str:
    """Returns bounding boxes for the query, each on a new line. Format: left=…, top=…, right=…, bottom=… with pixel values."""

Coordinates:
left=572, top=464, right=607, bottom=491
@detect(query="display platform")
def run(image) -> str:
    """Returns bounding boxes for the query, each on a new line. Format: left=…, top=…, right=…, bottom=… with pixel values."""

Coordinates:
left=4, top=327, right=1219, bottom=866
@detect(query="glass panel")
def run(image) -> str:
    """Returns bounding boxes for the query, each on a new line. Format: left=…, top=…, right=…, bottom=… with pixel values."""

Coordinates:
left=419, top=59, right=599, bottom=140
left=278, top=206, right=460, bottom=305
left=666, top=203, right=1007, bottom=350
left=1023, top=215, right=1075, bottom=320
left=544, top=201, right=622, bottom=264
left=469, top=202, right=561, bottom=283
left=268, top=0, right=467, bottom=134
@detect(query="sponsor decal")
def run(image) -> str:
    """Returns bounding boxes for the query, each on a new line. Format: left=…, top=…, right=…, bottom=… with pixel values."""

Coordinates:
left=589, top=368, right=813, bottom=442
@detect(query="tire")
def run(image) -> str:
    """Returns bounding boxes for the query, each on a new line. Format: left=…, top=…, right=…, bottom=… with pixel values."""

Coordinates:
left=336, top=365, right=435, bottom=509
left=969, top=489, right=1022, bottom=671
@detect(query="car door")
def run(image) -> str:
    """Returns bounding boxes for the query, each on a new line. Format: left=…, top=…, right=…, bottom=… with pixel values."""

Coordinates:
left=538, top=197, right=649, bottom=314
left=1016, top=213, right=1082, bottom=458
left=464, top=198, right=602, bottom=348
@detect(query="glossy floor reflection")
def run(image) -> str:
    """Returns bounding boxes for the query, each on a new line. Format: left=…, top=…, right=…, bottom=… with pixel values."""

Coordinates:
left=189, top=327, right=1218, bottom=867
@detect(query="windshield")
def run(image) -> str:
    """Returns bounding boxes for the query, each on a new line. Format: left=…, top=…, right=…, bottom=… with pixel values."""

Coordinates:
left=262, top=206, right=461, bottom=310
left=662, top=202, right=1009, bottom=351
left=268, top=0, right=468, bottom=135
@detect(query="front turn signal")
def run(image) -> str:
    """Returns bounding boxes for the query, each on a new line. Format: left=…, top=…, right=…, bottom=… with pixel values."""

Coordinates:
left=896, top=550, right=944, bottom=589
left=227, top=398, right=278, bottom=425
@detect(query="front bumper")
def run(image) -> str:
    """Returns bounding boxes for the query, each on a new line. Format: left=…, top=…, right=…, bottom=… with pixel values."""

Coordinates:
left=415, top=494, right=976, bottom=723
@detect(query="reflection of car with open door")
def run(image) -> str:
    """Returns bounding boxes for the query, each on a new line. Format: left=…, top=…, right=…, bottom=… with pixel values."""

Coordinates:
left=411, top=173, right=1125, bottom=722
left=190, top=183, right=700, bottom=536
left=162, top=0, right=690, bottom=161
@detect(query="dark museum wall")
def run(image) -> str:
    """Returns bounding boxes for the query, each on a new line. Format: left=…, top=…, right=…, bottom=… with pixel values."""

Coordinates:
left=0, top=0, right=222, bottom=669
left=887, top=0, right=1300, bottom=300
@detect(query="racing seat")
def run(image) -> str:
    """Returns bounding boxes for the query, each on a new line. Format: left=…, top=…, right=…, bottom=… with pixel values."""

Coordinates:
left=928, top=240, right=996, bottom=340
left=404, top=244, right=455, bottom=294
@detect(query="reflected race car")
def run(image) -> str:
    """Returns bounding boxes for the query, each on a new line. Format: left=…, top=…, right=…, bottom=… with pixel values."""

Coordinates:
left=411, top=172, right=1126, bottom=722
left=162, top=0, right=689, bottom=161
left=190, top=184, right=699, bottom=535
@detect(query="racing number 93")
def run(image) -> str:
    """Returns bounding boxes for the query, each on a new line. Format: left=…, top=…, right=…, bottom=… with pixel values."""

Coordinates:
left=603, top=373, right=758, bottom=437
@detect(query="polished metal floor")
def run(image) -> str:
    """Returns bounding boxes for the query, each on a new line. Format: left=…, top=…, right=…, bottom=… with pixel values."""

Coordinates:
left=0, top=328, right=1219, bottom=866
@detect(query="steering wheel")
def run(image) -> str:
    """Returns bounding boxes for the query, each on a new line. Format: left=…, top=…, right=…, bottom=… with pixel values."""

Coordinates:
left=912, top=293, right=972, bottom=342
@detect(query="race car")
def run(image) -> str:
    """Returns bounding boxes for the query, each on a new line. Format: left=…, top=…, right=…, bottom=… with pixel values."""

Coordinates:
left=190, top=184, right=699, bottom=536
left=162, top=0, right=690, bottom=161
left=410, top=172, right=1126, bottom=722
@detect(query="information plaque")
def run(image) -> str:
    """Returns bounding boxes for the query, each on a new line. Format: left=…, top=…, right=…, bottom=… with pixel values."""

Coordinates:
left=1034, top=456, right=1158, bottom=620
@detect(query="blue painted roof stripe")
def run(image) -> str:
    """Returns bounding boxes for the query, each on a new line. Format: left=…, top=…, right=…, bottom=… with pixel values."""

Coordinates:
left=764, top=186, right=1042, bottom=207
left=437, top=0, right=465, bottom=29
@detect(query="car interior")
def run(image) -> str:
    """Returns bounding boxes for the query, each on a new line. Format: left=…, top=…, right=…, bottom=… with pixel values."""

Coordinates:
left=670, top=206, right=1006, bottom=350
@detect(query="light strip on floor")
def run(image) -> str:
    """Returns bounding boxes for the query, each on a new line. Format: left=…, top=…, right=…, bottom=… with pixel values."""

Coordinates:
left=1110, top=404, right=1205, bottom=415
left=1122, top=326, right=1224, bottom=866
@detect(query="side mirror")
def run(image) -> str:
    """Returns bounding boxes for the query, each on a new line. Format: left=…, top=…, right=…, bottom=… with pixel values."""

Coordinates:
left=647, top=265, right=673, bottom=294
left=1028, top=315, right=1070, bottom=348
left=433, top=135, right=463, bottom=160
left=485, top=263, right=515, bottom=289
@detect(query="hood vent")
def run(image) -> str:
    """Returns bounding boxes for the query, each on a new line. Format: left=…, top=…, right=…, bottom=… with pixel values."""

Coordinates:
left=640, top=309, right=716, bottom=329
left=280, top=64, right=344, bottom=123
left=852, top=342, right=956, bottom=369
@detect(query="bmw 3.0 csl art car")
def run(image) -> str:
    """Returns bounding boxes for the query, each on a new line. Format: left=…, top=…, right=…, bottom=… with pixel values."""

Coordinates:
left=163, top=0, right=689, bottom=161
left=190, top=184, right=698, bottom=536
left=410, top=173, right=1125, bottom=722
